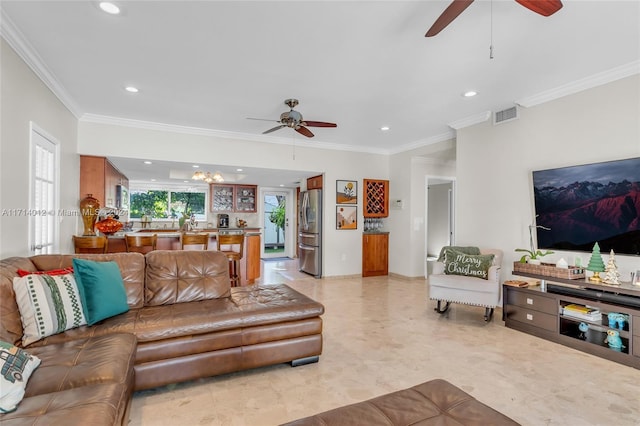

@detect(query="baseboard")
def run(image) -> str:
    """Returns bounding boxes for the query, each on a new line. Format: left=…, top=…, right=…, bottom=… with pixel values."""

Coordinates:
left=388, top=272, right=427, bottom=281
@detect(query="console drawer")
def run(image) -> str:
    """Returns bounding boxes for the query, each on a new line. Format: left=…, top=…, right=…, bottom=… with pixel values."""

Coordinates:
left=506, top=289, right=557, bottom=314
left=505, top=305, right=557, bottom=332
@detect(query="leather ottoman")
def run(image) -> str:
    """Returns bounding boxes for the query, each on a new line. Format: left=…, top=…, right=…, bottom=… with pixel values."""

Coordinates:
left=282, top=379, right=520, bottom=425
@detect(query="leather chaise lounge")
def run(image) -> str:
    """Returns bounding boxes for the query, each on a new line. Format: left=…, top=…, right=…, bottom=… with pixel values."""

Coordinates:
left=0, top=250, right=324, bottom=425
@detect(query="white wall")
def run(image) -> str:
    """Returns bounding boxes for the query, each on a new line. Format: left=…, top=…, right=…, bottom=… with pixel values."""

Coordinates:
left=427, top=182, right=452, bottom=257
left=455, top=74, right=640, bottom=279
left=77, top=121, right=389, bottom=276
left=3, top=36, right=638, bottom=281
left=388, top=140, right=456, bottom=278
left=0, top=39, right=79, bottom=257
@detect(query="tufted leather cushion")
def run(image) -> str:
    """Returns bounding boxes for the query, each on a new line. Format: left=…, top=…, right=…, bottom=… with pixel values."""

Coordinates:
left=1, top=333, right=136, bottom=426
left=282, top=379, right=520, bottom=426
left=1, top=254, right=144, bottom=347
left=29, top=253, right=146, bottom=309
left=144, top=250, right=230, bottom=306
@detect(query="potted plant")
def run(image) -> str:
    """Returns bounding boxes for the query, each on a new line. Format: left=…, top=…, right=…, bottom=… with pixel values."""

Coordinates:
left=515, top=248, right=554, bottom=264
left=516, top=218, right=554, bottom=264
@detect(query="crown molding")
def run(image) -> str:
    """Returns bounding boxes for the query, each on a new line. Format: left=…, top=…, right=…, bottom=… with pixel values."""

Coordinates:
left=516, top=60, right=640, bottom=108
left=0, top=9, right=82, bottom=118
left=80, top=113, right=390, bottom=155
left=387, top=131, right=456, bottom=155
left=448, top=111, right=492, bottom=130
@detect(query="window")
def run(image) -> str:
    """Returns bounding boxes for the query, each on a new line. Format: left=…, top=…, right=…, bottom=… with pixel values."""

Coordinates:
left=30, top=124, right=59, bottom=255
left=129, top=187, right=206, bottom=221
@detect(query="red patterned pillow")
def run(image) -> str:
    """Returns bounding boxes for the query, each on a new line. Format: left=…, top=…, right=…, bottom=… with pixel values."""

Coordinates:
left=16, top=267, right=73, bottom=277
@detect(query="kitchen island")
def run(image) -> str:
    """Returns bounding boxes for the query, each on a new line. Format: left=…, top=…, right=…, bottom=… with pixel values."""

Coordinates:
left=103, top=228, right=261, bottom=285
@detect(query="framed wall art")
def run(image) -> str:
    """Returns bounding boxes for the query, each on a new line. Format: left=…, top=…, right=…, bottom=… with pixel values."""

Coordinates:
left=336, top=180, right=357, bottom=204
left=337, top=205, right=357, bottom=230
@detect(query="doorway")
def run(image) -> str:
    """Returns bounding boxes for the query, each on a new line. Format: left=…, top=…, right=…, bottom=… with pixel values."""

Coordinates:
left=425, top=177, right=455, bottom=277
left=261, top=188, right=295, bottom=259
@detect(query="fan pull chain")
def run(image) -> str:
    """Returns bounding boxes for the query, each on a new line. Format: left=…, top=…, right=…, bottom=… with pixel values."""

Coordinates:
left=292, top=135, right=296, bottom=160
left=489, top=0, right=494, bottom=59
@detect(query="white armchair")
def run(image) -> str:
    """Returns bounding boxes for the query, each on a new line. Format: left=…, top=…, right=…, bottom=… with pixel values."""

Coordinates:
left=429, top=248, right=503, bottom=321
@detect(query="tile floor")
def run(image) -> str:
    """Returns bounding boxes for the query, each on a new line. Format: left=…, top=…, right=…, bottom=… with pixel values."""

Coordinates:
left=129, top=259, right=640, bottom=426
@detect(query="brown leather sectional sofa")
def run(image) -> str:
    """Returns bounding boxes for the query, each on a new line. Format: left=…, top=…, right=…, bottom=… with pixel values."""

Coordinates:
left=0, top=250, right=324, bottom=425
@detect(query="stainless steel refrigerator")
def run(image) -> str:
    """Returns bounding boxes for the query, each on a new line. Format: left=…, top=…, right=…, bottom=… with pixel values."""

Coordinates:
left=298, top=189, right=322, bottom=277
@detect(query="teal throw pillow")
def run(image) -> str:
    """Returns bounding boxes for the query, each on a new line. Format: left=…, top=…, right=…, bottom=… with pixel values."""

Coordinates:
left=443, top=248, right=495, bottom=280
left=72, top=258, right=129, bottom=325
left=437, top=246, right=481, bottom=262
left=0, top=341, right=41, bottom=413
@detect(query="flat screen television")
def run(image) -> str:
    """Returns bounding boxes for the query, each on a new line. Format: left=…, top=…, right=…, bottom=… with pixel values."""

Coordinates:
left=532, top=157, right=640, bottom=256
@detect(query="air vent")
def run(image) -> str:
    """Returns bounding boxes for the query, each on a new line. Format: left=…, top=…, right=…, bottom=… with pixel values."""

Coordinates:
left=493, top=106, right=519, bottom=125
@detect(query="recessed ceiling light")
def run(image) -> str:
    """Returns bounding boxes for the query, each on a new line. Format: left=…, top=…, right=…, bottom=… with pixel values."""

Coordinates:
left=236, top=168, right=243, bottom=172
left=380, top=126, right=390, bottom=131
left=151, top=179, right=156, bottom=182
left=99, top=2, right=120, bottom=15
left=125, top=86, right=139, bottom=93
left=463, top=91, right=478, bottom=97
left=184, top=180, right=189, bottom=183
left=143, top=160, right=152, bottom=164
left=279, top=184, right=284, bottom=187
left=192, top=165, right=199, bottom=168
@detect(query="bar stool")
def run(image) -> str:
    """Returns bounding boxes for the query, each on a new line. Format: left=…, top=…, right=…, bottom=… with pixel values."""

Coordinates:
left=73, top=235, right=108, bottom=254
left=181, top=232, right=209, bottom=250
left=217, top=233, right=244, bottom=287
left=125, top=234, right=157, bottom=254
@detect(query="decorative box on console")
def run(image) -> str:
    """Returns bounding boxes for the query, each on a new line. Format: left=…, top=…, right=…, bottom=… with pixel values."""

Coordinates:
left=513, top=261, right=585, bottom=280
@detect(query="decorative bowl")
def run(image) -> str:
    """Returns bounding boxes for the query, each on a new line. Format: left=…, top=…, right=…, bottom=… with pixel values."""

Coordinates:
left=95, top=217, right=123, bottom=235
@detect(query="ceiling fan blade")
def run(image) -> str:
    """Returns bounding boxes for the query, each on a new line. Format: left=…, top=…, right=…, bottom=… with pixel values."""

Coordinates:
left=263, top=124, right=286, bottom=134
left=515, top=0, right=563, bottom=17
left=425, top=0, right=474, bottom=37
left=295, top=126, right=314, bottom=138
left=302, top=121, right=337, bottom=128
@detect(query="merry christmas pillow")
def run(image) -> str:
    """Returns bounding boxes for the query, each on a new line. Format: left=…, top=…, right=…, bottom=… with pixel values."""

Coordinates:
left=444, top=248, right=495, bottom=280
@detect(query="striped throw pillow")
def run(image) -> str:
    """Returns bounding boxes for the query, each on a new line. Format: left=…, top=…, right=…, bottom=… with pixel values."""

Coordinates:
left=13, top=273, right=87, bottom=346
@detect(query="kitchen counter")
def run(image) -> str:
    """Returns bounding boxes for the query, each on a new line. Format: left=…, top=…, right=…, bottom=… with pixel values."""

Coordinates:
left=88, top=229, right=262, bottom=285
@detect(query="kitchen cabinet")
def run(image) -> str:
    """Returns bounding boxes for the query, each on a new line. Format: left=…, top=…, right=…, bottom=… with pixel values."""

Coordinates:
left=211, top=184, right=235, bottom=212
left=362, top=232, right=389, bottom=277
left=235, top=185, right=257, bottom=212
left=243, top=233, right=261, bottom=284
left=363, top=179, right=389, bottom=218
left=307, top=175, right=323, bottom=190
left=210, top=184, right=257, bottom=213
left=80, top=155, right=128, bottom=209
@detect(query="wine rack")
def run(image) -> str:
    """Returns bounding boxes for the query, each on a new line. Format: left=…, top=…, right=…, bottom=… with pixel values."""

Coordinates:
left=363, top=179, right=389, bottom=218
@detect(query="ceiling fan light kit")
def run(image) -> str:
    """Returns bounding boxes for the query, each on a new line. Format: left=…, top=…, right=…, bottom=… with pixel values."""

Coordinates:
left=248, top=98, right=337, bottom=138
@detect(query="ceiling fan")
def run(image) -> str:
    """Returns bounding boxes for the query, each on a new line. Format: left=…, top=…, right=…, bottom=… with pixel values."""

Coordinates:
left=248, top=99, right=337, bottom=138
left=425, top=0, right=563, bottom=37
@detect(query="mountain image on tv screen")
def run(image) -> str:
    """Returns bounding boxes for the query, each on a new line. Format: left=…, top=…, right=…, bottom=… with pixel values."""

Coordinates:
left=532, top=157, right=640, bottom=256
